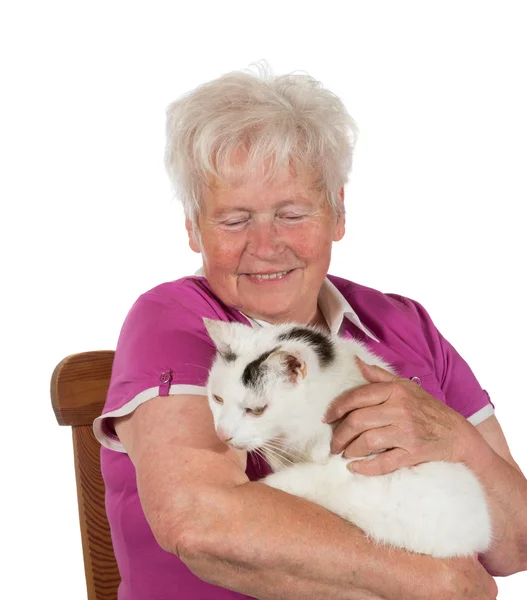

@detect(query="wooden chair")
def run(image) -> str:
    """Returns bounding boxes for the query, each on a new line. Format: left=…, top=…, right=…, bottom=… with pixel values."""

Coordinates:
left=51, top=351, right=121, bottom=600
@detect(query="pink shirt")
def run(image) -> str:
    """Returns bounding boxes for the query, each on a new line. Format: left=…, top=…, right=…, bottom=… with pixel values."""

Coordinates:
left=94, top=274, right=494, bottom=599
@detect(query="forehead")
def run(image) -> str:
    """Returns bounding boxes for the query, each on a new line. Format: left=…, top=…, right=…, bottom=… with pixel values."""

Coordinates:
left=210, top=347, right=275, bottom=388
left=211, top=366, right=266, bottom=404
left=202, top=156, right=323, bottom=215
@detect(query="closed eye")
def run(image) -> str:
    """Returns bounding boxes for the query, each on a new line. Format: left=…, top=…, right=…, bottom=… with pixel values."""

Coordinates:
left=223, top=219, right=249, bottom=230
left=280, top=215, right=304, bottom=221
left=246, top=406, right=267, bottom=416
left=213, top=394, right=224, bottom=404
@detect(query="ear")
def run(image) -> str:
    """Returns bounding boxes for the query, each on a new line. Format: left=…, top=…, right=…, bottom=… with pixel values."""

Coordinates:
left=185, top=217, right=201, bottom=253
left=203, top=318, right=250, bottom=362
left=268, top=350, right=307, bottom=385
left=203, top=318, right=233, bottom=357
left=333, top=187, right=345, bottom=242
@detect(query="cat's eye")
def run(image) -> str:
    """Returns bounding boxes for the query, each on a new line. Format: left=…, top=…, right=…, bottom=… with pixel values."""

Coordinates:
left=213, top=394, right=224, bottom=404
left=246, top=406, right=267, bottom=416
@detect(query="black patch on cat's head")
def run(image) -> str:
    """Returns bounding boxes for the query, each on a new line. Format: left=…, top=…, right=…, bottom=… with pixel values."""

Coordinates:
left=277, top=327, right=335, bottom=367
left=220, top=349, right=237, bottom=362
left=242, top=346, right=279, bottom=389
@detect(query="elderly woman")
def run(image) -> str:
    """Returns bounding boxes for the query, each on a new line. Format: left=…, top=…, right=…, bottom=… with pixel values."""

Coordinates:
left=94, top=66, right=526, bottom=599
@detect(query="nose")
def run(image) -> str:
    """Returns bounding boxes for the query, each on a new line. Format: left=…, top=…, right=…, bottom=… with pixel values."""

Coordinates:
left=217, top=427, right=233, bottom=444
left=247, top=218, right=284, bottom=260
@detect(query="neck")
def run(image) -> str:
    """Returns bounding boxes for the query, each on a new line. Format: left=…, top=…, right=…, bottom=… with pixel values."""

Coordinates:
left=309, top=304, right=330, bottom=332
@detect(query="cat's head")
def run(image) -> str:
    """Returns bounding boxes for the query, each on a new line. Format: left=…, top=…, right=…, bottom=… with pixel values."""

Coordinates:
left=203, top=318, right=335, bottom=451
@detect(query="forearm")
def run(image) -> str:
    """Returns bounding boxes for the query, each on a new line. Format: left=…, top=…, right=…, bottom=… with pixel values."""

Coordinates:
left=172, top=480, right=451, bottom=600
left=466, top=442, right=527, bottom=576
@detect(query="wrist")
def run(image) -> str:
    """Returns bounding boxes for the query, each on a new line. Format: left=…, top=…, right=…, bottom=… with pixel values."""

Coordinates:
left=456, top=419, right=495, bottom=475
left=353, top=541, right=441, bottom=600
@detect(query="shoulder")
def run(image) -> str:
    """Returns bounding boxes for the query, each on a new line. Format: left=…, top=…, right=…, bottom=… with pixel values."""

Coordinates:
left=327, top=273, right=424, bottom=319
left=98, top=277, right=229, bottom=444
left=126, top=276, right=247, bottom=326
left=113, top=275, right=250, bottom=375
left=327, top=273, right=440, bottom=352
left=134, top=276, right=218, bottom=313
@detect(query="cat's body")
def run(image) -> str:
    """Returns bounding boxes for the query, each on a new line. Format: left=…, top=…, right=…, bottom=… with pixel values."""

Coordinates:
left=204, top=318, right=492, bottom=558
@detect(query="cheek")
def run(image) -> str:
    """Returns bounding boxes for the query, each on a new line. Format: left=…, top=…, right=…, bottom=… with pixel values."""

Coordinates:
left=208, top=401, right=221, bottom=425
left=233, top=417, right=250, bottom=438
left=289, top=223, right=333, bottom=259
left=238, top=415, right=270, bottom=440
left=201, top=230, right=244, bottom=268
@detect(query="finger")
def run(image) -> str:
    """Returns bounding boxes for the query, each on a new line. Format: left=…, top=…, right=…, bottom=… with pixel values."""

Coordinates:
left=355, top=356, right=400, bottom=384
left=342, top=425, right=403, bottom=458
left=324, top=382, right=395, bottom=424
left=347, top=448, right=412, bottom=476
left=329, top=405, right=398, bottom=454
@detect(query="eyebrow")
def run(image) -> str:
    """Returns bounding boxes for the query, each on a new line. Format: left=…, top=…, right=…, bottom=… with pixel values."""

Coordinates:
left=211, top=197, right=312, bottom=218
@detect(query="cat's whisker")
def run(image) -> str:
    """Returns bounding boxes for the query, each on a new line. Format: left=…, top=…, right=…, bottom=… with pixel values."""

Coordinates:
left=264, top=440, right=308, bottom=463
left=265, top=448, right=305, bottom=466
left=263, top=441, right=304, bottom=462
left=264, top=439, right=303, bottom=455
left=264, top=437, right=303, bottom=452
left=258, top=444, right=291, bottom=467
left=251, top=448, right=267, bottom=471
left=253, top=446, right=290, bottom=472
left=251, top=448, right=262, bottom=461
left=180, top=362, right=211, bottom=373
left=260, top=443, right=297, bottom=468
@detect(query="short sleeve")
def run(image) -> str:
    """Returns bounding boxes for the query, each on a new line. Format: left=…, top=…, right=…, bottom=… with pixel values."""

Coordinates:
left=396, top=296, right=495, bottom=426
left=93, top=282, right=221, bottom=452
left=435, top=333, right=495, bottom=425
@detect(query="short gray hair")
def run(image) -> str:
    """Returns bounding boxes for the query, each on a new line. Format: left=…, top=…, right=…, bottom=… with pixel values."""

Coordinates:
left=164, top=62, right=358, bottom=228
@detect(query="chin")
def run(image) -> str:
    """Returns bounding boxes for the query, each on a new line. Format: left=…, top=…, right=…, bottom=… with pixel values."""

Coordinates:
left=230, top=442, right=247, bottom=450
left=234, top=441, right=260, bottom=452
left=248, top=303, right=296, bottom=322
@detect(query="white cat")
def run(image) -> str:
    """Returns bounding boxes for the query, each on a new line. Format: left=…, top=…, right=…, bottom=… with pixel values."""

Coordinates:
left=203, top=318, right=492, bottom=558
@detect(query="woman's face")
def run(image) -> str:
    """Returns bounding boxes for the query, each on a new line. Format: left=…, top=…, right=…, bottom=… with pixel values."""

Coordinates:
left=186, top=164, right=345, bottom=325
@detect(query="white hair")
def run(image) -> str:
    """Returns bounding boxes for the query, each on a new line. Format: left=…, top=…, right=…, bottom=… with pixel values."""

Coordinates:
left=164, top=62, right=358, bottom=229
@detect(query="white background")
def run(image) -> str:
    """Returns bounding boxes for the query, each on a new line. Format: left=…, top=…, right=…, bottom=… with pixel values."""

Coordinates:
left=1, top=1, right=526, bottom=598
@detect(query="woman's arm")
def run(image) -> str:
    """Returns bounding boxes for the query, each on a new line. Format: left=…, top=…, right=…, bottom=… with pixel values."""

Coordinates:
left=116, top=394, right=496, bottom=600
left=325, top=360, right=527, bottom=578
left=178, top=478, right=495, bottom=600
left=465, top=416, right=527, bottom=576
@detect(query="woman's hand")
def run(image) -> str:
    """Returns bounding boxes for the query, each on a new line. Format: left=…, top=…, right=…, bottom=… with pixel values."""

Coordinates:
left=434, top=555, right=498, bottom=600
left=323, top=357, right=485, bottom=476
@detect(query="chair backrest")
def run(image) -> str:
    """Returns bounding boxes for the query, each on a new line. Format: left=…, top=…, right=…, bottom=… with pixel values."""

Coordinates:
left=51, top=351, right=120, bottom=600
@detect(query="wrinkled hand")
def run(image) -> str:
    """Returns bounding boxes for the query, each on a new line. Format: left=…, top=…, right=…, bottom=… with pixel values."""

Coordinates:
left=323, top=357, right=480, bottom=476
left=435, top=555, right=497, bottom=600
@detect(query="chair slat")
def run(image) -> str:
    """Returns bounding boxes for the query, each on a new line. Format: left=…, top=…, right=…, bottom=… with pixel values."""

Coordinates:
left=51, top=351, right=120, bottom=600
left=51, top=351, right=115, bottom=426
left=73, top=424, right=121, bottom=600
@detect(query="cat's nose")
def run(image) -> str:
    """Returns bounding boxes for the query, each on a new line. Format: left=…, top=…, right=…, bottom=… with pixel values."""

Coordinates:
left=217, top=428, right=233, bottom=444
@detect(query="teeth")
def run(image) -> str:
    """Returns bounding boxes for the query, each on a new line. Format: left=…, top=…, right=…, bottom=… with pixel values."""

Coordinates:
left=250, top=270, right=290, bottom=280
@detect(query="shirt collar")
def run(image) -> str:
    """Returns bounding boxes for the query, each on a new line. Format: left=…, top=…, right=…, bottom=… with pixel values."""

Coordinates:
left=318, top=277, right=379, bottom=342
left=194, top=267, right=378, bottom=342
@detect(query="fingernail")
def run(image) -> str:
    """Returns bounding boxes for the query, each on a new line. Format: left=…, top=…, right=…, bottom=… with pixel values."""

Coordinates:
left=347, top=461, right=355, bottom=472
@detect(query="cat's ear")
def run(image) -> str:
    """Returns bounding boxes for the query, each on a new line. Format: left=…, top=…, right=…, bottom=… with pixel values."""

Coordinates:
left=268, top=350, right=307, bottom=384
left=203, top=318, right=239, bottom=361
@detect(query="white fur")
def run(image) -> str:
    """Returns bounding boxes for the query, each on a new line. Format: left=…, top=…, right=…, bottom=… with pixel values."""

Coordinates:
left=204, top=318, right=492, bottom=558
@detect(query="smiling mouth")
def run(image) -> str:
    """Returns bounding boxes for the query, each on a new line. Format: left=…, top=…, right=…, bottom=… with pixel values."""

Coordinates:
left=245, top=269, right=293, bottom=280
